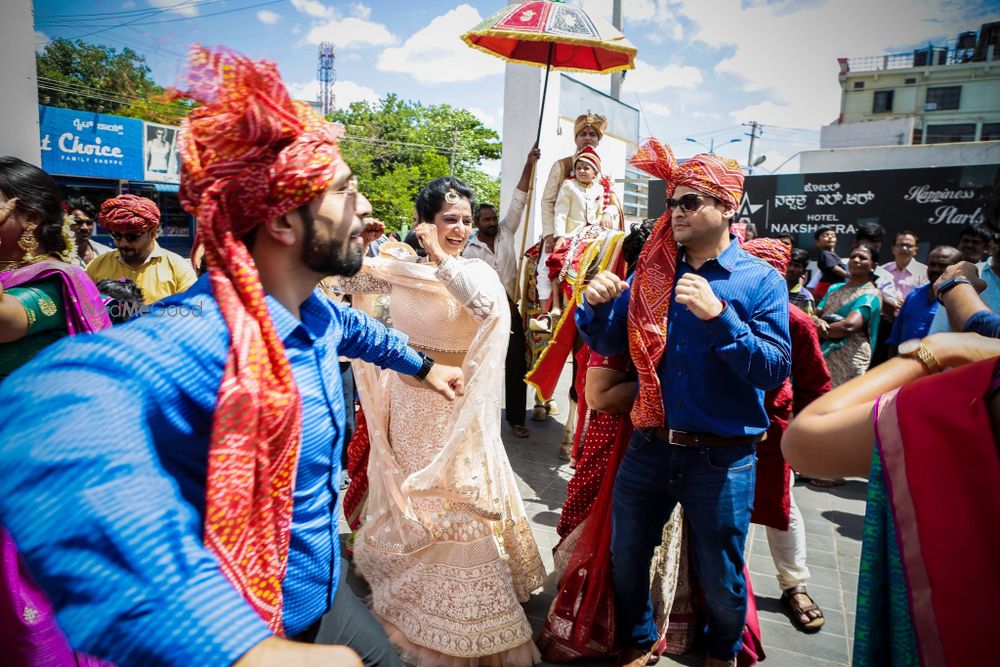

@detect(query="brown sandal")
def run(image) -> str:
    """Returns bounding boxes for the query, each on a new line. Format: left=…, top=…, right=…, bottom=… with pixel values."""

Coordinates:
left=782, top=584, right=825, bottom=631
left=511, top=424, right=530, bottom=438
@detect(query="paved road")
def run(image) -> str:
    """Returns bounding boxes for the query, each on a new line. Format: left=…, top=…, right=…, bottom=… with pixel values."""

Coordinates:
left=342, top=369, right=868, bottom=666
left=503, top=370, right=867, bottom=667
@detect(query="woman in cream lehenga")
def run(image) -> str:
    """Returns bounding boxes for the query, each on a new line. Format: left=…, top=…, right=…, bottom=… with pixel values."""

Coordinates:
left=340, top=177, right=545, bottom=667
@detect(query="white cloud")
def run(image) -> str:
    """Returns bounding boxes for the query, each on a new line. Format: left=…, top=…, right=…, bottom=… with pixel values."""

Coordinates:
left=674, top=0, right=1000, bottom=130
left=257, top=9, right=280, bottom=25
left=291, top=24, right=303, bottom=35
left=305, top=16, right=396, bottom=49
left=335, top=80, right=381, bottom=107
left=728, top=100, right=834, bottom=130
left=624, top=58, right=702, bottom=94
left=148, top=0, right=199, bottom=17
left=643, top=101, right=672, bottom=116
left=291, top=0, right=333, bottom=19
left=576, top=0, right=658, bottom=24
left=350, top=2, right=372, bottom=20
left=286, top=78, right=380, bottom=109
left=377, top=5, right=505, bottom=83
left=34, top=31, right=50, bottom=54
left=122, top=0, right=136, bottom=8
left=467, top=106, right=497, bottom=130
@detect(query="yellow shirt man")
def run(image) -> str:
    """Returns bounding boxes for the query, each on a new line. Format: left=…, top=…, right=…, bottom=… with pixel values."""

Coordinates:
left=87, top=242, right=197, bottom=305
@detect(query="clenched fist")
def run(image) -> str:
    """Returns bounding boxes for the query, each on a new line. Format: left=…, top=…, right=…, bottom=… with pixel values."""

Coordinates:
left=584, top=270, right=629, bottom=306
left=674, top=273, right=724, bottom=320
left=361, top=218, right=385, bottom=246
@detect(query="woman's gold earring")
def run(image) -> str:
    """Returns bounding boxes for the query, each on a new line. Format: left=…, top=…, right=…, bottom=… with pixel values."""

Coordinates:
left=18, top=226, right=39, bottom=258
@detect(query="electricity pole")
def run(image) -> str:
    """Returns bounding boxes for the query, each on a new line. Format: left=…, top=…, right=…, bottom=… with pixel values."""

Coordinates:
left=450, top=129, right=458, bottom=176
left=610, top=0, right=623, bottom=99
left=744, top=121, right=762, bottom=174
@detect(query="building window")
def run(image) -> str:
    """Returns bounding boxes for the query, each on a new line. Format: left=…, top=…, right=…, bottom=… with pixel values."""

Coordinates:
left=853, top=81, right=865, bottom=89
left=925, top=123, right=976, bottom=144
left=925, top=86, right=961, bottom=111
left=872, top=90, right=893, bottom=113
left=981, top=123, right=1000, bottom=141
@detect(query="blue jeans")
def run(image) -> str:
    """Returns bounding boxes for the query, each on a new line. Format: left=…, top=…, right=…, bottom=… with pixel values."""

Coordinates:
left=610, top=430, right=756, bottom=661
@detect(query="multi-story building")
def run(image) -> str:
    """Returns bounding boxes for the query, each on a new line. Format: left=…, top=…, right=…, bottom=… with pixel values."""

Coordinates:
left=822, top=21, right=1000, bottom=148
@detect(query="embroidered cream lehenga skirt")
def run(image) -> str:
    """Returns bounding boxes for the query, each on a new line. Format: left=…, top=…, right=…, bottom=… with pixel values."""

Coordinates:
left=354, top=374, right=544, bottom=667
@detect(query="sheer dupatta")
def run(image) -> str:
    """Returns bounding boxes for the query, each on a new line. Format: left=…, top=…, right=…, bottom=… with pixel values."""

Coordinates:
left=349, top=251, right=544, bottom=590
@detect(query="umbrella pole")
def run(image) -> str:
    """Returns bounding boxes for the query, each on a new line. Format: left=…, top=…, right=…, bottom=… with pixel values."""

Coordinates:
left=535, top=42, right=554, bottom=146
left=515, top=43, right=555, bottom=311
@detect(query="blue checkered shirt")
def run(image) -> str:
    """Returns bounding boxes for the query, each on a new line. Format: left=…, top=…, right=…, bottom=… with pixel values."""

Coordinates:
left=0, top=274, right=422, bottom=666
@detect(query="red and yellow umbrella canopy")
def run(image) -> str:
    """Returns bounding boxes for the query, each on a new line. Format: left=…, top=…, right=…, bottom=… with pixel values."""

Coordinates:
left=462, top=1, right=636, bottom=75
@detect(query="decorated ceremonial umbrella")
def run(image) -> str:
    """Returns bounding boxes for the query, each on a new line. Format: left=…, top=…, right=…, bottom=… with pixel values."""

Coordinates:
left=462, top=0, right=636, bottom=143
left=461, top=1, right=637, bottom=308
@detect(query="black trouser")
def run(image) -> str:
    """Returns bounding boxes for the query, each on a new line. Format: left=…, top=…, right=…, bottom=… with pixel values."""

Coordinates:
left=505, top=296, right=528, bottom=427
left=295, top=560, right=402, bottom=667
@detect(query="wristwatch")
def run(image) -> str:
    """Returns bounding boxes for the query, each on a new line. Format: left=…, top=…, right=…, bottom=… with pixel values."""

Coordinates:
left=935, top=275, right=972, bottom=304
left=898, top=338, right=942, bottom=374
left=414, top=351, right=435, bottom=381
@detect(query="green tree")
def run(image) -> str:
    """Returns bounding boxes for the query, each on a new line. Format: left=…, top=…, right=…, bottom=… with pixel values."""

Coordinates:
left=36, top=38, right=192, bottom=124
left=330, top=95, right=501, bottom=229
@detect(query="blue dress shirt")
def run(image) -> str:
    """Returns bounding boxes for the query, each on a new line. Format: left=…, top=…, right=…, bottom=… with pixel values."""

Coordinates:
left=0, top=274, right=422, bottom=666
left=576, top=240, right=791, bottom=436
left=885, top=283, right=940, bottom=346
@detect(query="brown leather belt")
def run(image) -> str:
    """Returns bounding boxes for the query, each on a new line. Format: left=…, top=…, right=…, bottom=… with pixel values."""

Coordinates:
left=651, top=427, right=762, bottom=448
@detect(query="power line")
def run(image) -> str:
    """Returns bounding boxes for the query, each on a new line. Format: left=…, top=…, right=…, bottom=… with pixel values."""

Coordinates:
left=65, top=0, right=283, bottom=41
left=37, top=78, right=191, bottom=113
left=37, top=0, right=224, bottom=19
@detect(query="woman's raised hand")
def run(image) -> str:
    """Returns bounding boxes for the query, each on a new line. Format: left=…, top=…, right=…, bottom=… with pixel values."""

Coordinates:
left=413, top=222, right=445, bottom=262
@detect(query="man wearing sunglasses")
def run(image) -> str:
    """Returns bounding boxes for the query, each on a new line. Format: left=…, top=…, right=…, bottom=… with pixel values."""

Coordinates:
left=577, top=141, right=791, bottom=667
left=86, top=194, right=196, bottom=305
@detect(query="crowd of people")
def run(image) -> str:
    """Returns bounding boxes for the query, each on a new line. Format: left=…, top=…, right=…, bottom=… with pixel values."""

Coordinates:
left=0, top=45, right=997, bottom=667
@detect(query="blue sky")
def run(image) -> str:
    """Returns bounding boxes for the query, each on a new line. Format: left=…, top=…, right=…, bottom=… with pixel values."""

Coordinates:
left=33, top=0, right=1000, bottom=172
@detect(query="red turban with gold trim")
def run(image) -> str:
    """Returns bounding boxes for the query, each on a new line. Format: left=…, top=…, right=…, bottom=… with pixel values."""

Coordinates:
left=170, top=45, right=343, bottom=634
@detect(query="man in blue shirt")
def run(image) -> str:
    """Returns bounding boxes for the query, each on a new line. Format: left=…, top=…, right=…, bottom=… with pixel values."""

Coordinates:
left=886, top=245, right=962, bottom=354
left=0, top=49, right=463, bottom=667
left=577, top=143, right=790, bottom=667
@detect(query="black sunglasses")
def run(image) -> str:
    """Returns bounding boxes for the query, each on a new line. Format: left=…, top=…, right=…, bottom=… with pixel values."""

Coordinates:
left=110, top=231, right=143, bottom=242
left=665, top=193, right=707, bottom=212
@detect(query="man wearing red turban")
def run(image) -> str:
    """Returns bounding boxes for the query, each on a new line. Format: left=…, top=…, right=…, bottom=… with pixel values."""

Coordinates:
left=576, top=139, right=791, bottom=667
left=0, top=46, right=464, bottom=667
left=742, top=238, right=831, bottom=633
left=86, top=193, right=197, bottom=304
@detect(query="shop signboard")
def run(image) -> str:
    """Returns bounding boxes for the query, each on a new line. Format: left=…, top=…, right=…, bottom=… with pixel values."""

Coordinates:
left=648, top=164, right=999, bottom=256
left=39, top=105, right=144, bottom=180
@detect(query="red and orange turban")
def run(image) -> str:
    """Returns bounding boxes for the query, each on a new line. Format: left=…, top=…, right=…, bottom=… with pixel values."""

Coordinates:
left=743, top=238, right=791, bottom=276
left=169, top=45, right=343, bottom=634
left=98, top=194, right=160, bottom=233
left=626, top=138, right=745, bottom=428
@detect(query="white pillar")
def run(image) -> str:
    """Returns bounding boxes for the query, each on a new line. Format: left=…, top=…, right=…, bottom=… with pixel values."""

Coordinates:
left=1, top=0, right=41, bottom=165
left=500, top=62, right=562, bottom=261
